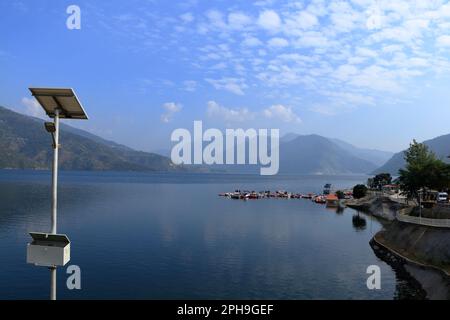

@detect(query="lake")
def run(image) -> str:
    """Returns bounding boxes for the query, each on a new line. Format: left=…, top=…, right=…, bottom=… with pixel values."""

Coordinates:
left=0, top=170, right=419, bottom=299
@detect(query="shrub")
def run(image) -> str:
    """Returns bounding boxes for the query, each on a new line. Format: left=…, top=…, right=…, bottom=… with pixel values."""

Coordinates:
left=336, top=190, right=345, bottom=200
left=353, top=184, right=368, bottom=199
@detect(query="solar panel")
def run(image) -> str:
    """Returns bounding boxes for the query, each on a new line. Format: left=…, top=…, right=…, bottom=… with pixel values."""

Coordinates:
left=29, top=88, right=88, bottom=120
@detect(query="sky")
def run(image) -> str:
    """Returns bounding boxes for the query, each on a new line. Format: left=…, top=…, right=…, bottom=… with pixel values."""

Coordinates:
left=1, top=0, right=450, bottom=153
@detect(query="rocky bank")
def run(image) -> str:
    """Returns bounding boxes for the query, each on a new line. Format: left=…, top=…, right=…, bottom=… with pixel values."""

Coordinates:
left=345, top=193, right=450, bottom=299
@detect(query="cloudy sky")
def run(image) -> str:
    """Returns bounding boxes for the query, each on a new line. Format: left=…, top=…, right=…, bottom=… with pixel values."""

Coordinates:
left=1, top=0, right=450, bottom=152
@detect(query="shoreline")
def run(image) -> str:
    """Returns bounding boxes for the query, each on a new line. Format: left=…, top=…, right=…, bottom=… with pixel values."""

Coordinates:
left=345, top=193, right=450, bottom=299
left=371, top=235, right=450, bottom=300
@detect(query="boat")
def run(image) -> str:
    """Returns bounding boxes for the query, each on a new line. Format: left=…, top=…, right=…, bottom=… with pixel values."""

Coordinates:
left=277, top=191, right=290, bottom=198
left=221, top=189, right=331, bottom=202
left=230, top=193, right=241, bottom=199
left=248, top=192, right=260, bottom=199
left=314, top=195, right=326, bottom=204
left=242, top=193, right=250, bottom=200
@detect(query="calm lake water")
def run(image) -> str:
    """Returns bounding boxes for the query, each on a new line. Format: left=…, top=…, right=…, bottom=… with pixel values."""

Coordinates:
left=0, top=170, right=417, bottom=299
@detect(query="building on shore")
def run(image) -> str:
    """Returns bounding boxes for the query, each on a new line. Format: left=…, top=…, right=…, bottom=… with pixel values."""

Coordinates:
left=326, top=194, right=339, bottom=208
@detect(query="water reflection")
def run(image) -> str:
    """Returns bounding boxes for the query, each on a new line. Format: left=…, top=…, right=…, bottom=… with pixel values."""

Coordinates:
left=335, top=206, right=345, bottom=215
left=352, top=212, right=367, bottom=231
left=369, top=241, right=427, bottom=300
left=0, top=170, right=423, bottom=299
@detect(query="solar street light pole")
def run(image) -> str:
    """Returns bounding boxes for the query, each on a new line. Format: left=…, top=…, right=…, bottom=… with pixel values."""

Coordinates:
left=50, top=108, right=60, bottom=301
left=28, top=88, right=88, bottom=301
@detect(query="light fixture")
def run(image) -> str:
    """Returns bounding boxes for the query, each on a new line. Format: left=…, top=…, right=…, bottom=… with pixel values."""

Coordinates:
left=44, top=122, right=56, bottom=133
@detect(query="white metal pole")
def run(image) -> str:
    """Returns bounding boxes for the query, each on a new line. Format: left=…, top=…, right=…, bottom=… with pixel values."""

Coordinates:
left=50, top=268, right=56, bottom=300
left=50, top=108, right=60, bottom=301
left=51, top=109, right=59, bottom=234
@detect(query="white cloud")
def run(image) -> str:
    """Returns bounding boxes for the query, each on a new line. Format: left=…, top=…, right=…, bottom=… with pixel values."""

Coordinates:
left=436, top=35, right=450, bottom=48
left=205, top=9, right=227, bottom=30
left=382, top=44, right=403, bottom=53
left=157, top=0, right=450, bottom=116
left=206, top=101, right=303, bottom=124
left=183, top=80, right=197, bottom=92
left=295, top=31, right=331, bottom=47
left=321, top=90, right=375, bottom=107
left=329, top=1, right=362, bottom=33
left=206, top=78, right=247, bottom=95
left=268, top=37, right=289, bottom=48
left=263, top=104, right=301, bottom=123
left=333, top=64, right=359, bottom=81
left=284, top=10, right=318, bottom=34
left=349, top=65, right=403, bottom=93
left=369, top=17, right=430, bottom=46
left=355, top=47, right=378, bottom=58
left=254, top=0, right=276, bottom=7
left=210, top=62, right=227, bottom=70
left=297, top=10, right=319, bottom=29
left=257, top=10, right=281, bottom=31
left=365, top=4, right=384, bottom=30
left=161, top=102, right=182, bottom=123
left=241, top=36, right=263, bottom=47
left=408, top=57, right=429, bottom=68
left=207, top=101, right=253, bottom=122
left=180, top=12, right=194, bottom=24
left=21, top=97, right=45, bottom=118
left=310, top=105, right=338, bottom=116
left=228, top=12, right=252, bottom=29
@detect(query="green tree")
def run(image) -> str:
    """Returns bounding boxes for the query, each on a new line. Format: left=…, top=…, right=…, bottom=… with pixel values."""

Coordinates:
left=369, top=173, right=392, bottom=190
left=336, top=190, right=345, bottom=200
left=353, top=184, right=368, bottom=199
left=398, top=140, right=450, bottom=201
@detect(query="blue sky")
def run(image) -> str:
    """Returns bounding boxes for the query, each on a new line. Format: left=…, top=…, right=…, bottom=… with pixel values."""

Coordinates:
left=1, top=0, right=450, bottom=153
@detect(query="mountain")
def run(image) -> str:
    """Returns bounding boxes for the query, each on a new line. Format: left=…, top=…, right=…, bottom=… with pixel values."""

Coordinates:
left=0, top=106, right=178, bottom=171
left=373, top=134, right=450, bottom=175
left=280, top=132, right=302, bottom=143
left=205, top=134, right=384, bottom=175
left=59, top=124, right=133, bottom=152
left=330, top=138, right=394, bottom=167
left=282, top=133, right=393, bottom=167
left=150, top=148, right=171, bottom=158
left=278, top=134, right=378, bottom=174
left=0, top=106, right=395, bottom=175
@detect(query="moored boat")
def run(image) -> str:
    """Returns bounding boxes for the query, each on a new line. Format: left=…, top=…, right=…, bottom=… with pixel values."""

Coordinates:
left=248, top=192, right=260, bottom=199
left=314, top=195, right=326, bottom=204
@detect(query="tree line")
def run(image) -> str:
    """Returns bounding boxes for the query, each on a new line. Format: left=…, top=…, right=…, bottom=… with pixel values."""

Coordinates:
left=364, top=140, right=450, bottom=203
left=398, top=140, right=450, bottom=201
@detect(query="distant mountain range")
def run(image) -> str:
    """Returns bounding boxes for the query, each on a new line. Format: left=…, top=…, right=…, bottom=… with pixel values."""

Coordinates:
left=277, top=134, right=393, bottom=175
left=197, top=133, right=393, bottom=175
left=9, top=105, right=444, bottom=176
left=0, top=106, right=180, bottom=171
left=330, top=138, right=394, bottom=168
left=373, top=134, right=450, bottom=175
left=281, top=134, right=393, bottom=167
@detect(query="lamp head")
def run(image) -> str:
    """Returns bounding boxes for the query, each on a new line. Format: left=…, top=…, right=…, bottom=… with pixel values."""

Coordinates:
left=45, top=122, right=56, bottom=133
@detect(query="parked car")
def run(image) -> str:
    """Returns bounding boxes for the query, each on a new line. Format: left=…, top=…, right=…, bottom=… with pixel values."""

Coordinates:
left=437, top=192, right=448, bottom=203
